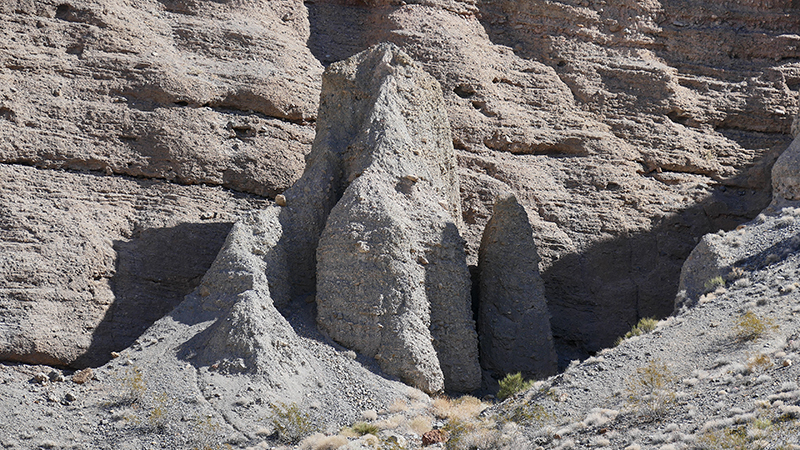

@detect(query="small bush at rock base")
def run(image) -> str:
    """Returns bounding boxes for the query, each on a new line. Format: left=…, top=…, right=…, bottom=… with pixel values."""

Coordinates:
left=497, top=373, right=534, bottom=401
left=704, top=275, right=726, bottom=292
left=268, top=401, right=316, bottom=444
left=615, top=317, right=659, bottom=346
left=734, top=311, right=777, bottom=341
left=626, top=360, right=676, bottom=421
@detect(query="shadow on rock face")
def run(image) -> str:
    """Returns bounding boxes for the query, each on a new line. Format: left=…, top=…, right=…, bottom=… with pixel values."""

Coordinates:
left=75, top=222, right=233, bottom=368
left=305, top=0, right=394, bottom=66
left=543, top=186, right=775, bottom=368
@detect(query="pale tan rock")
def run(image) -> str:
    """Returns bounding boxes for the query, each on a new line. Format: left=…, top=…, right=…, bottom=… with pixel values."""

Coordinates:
left=315, top=44, right=480, bottom=393
left=71, top=368, right=92, bottom=384
left=2, top=0, right=799, bottom=367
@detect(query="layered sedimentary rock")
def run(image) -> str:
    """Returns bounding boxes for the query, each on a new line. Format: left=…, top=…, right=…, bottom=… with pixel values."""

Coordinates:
left=315, top=44, right=480, bottom=393
left=2, top=0, right=799, bottom=369
left=478, top=193, right=558, bottom=382
left=0, top=164, right=266, bottom=367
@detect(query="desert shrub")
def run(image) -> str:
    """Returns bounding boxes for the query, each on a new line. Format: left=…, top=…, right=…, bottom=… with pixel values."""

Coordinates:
left=191, top=416, right=231, bottom=450
left=268, top=402, right=316, bottom=444
left=734, top=311, right=777, bottom=342
left=148, top=391, right=174, bottom=432
left=704, top=275, right=726, bottom=292
left=351, top=421, right=379, bottom=436
left=118, top=365, right=147, bottom=406
left=746, top=353, right=773, bottom=373
left=616, top=317, right=659, bottom=345
left=408, top=415, right=433, bottom=435
left=499, top=402, right=554, bottom=426
left=626, top=360, right=676, bottom=421
left=696, top=425, right=750, bottom=449
left=432, top=395, right=487, bottom=421
left=497, top=373, right=534, bottom=401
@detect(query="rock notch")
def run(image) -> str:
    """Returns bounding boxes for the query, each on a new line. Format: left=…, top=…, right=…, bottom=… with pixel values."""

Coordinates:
left=477, top=193, right=558, bottom=384
left=314, top=43, right=480, bottom=393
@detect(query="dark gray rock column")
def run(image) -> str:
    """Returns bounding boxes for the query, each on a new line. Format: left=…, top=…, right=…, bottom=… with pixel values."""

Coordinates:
left=478, top=193, right=558, bottom=382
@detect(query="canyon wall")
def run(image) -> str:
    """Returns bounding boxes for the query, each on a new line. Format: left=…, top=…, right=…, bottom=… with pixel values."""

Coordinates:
left=1, top=0, right=798, bottom=367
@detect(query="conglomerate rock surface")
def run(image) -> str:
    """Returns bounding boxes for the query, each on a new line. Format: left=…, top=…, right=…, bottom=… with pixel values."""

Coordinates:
left=1, top=0, right=799, bottom=367
left=314, top=44, right=480, bottom=393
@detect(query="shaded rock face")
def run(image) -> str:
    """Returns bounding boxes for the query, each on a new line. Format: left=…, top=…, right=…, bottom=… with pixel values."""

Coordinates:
left=478, top=193, right=558, bottom=384
left=315, top=44, right=480, bottom=393
left=772, top=133, right=800, bottom=205
left=678, top=130, right=800, bottom=309
left=0, top=164, right=266, bottom=367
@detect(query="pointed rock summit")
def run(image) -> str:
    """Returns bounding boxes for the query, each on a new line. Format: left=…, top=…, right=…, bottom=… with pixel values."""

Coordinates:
left=313, top=44, right=480, bottom=393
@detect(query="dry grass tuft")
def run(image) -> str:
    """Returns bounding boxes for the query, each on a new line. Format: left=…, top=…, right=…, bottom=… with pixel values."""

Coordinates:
left=299, top=433, right=348, bottom=450
left=408, top=415, right=433, bottom=435
left=388, top=398, right=409, bottom=414
left=432, top=395, right=487, bottom=421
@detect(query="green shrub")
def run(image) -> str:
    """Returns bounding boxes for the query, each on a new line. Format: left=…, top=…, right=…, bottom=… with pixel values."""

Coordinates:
left=704, top=275, right=726, bottom=292
left=500, top=403, right=554, bottom=426
left=351, top=421, right=379, bottom=436
left=497, top=373, right=534, bottom=401
left=615, top=317, right=659, bottom=346
left=268, top=402, right=315, bottom=444
left=735, top=311, right=777, bottom=341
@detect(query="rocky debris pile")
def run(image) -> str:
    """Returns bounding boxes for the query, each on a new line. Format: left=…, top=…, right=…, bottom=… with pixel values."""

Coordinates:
left=478, top=193, right=558, bottom=387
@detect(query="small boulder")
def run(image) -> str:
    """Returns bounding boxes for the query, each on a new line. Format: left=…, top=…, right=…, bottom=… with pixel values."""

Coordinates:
left=772, top=133, right=800, bottom=204
left=72, top=368, right=93, bottom=384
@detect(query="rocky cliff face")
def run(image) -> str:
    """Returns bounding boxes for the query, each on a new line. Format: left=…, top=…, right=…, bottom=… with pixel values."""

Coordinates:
left=1, top=0, right=799, bottom=369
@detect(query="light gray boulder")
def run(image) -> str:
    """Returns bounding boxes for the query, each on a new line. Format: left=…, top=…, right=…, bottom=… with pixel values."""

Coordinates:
left=772, top=132, right=800, bottom=205
left=315, top=43, right=480, bottom=393
left=477, top=193, right=558, bottom=383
